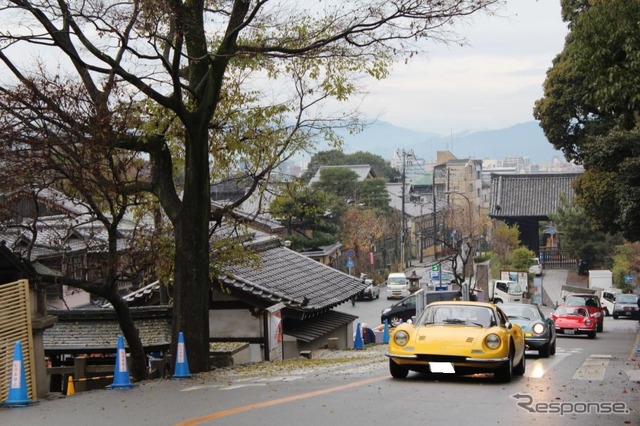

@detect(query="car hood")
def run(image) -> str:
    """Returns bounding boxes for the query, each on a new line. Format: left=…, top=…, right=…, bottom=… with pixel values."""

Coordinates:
left=507, top=319, right=533, bottom=331
left=414, top=324, right=489, bottom=346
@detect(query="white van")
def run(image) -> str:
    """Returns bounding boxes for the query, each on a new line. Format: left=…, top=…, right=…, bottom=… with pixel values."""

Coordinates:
left=386, top=272, right=409, bottom=299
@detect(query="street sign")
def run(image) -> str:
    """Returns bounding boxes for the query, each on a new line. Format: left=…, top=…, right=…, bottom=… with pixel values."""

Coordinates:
left=346, top=249, right=355, bottom=258
left=435, top=285, right=448, bottom=291
left=346, top=258, right=355, bottom=268
left=431, top=264, right=439, bottom=271
left=430, top=271, right=440, bottom=280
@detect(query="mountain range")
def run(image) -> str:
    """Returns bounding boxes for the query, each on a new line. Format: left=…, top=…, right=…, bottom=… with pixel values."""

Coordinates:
left=330, top=120, right=565, bottom=164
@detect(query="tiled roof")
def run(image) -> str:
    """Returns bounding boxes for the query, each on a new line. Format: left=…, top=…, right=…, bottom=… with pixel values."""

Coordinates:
left=221, top=240, right=368, bottom=313
left=489, top=173, right=582, bottom=218
left=101, top=281, right=161, bottom=308
left=283, top=310, right=357, bottom=342
left=309, top=165, right=374, bottom=184
left=43, top=307, right=171, bottom=354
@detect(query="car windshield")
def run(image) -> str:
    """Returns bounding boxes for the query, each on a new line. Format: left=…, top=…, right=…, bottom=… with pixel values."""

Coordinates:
left=555, top=306, right=588, bottom=317
left=617, top=294, right=638, bottom=304
left=420, top=305, right=495, bottom=328
left=508, top=282, right=523, bottom=294
left=565, top=296, right=598, bottom=307
left=500, top=305, right=539, bottom=321
left=388, top=277, right=406, bottom=285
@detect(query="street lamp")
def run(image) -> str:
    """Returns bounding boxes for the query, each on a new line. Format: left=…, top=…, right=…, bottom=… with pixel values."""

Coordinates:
left=444, top=190, right=474, bottom=300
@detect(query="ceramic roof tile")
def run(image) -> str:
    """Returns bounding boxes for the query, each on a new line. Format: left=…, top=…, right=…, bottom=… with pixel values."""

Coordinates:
left=489, top=173, right=581, bottom=218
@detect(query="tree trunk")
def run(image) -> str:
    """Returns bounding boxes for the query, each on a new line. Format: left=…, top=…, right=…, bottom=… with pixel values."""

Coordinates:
left=109, top=293, right=148, bottom=381
left=171, top=126, right=211, bottom=374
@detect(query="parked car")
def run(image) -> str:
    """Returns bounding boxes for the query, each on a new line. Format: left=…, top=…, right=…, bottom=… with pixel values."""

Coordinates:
left=386, top=301, right=526, bottom=382
left=562, top=293, right=604, bottom=332
left=612, top=294, right=639, bottom=320
left=381, top=290, right=461, bottom=327
left=528, top=257, right=542, bottom=276
left=355, top=279, right=380, bottom=301
left=550, top=306, right=597, bottom=339
left=499, top=303, right=556, bottom=357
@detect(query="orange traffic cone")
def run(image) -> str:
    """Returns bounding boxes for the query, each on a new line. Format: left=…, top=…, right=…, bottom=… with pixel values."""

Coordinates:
left=66, top=376, right=75, bottom=396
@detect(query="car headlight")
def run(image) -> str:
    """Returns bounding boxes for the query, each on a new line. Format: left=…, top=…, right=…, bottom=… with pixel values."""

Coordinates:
left=532, top=323, right=545, bottom=335
left=485, top=333, right=501, bottom=350
left=394, top=330, right=409, bottom=346
left=585, top=319, right=592, bottom=326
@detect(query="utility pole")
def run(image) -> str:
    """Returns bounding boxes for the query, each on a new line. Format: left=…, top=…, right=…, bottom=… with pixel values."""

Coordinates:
left=397, top=149, right=415, bottom=271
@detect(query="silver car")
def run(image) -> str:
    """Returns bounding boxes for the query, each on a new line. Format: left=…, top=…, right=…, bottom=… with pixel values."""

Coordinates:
left=612, top=294, right=639, bottom=320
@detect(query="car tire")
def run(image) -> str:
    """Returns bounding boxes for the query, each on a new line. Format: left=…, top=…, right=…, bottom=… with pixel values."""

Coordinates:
left=389, top=316, right=402, bottom=327
left=613, top=314, right=618, bottom=320
left=514, top=350, right=526, bottom=376
left=495, top=348, right=513, bottom=382
left=539, top=342, right=551, bottom=358
left=389, top=359, right=409, bottom=379
left=588, top=330, right=597, bottom=339
left=550, top=338, right=556, bottom=355
left=597, top=320, right=603, bottom=333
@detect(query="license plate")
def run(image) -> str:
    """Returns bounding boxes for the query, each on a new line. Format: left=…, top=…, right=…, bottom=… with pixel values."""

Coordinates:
left=429, top=362, right=455, bottom=374
left=564, top=329, right=575, bottom=335
left=625, top=307, right=632, bottom=311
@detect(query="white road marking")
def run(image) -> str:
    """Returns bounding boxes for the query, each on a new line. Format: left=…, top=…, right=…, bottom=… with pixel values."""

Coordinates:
left=572, top=357, right=609, bottom=381
left=180, top=385, right=221, bottom=392
left=221, top=383, right=267, bottom=390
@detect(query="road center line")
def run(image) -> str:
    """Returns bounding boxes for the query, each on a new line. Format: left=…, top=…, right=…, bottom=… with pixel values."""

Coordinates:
left=174, top=375, right=388, bottom=426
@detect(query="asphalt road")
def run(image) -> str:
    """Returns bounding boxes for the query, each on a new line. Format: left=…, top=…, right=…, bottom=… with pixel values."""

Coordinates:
left=3, top=269, right=639, bottom=426
left=3, top=314, right=638, bottom=426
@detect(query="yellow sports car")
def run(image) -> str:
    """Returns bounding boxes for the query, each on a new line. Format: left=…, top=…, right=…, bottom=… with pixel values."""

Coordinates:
left=386, top=301, right=526, bottom=382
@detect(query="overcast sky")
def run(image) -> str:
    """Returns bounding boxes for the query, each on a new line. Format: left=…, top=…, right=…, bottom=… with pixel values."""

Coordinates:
left=355, top=0, right=569, bottom=135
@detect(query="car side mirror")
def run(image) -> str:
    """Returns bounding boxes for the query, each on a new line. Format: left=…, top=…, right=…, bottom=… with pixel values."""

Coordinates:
left=504, top=322, right=513, bottom=330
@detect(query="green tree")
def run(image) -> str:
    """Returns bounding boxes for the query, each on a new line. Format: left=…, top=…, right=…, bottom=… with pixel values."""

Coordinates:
left=509, top=247, right=536, bottom=272
left=492, top=222, right=521, bottom=264
left=534, top=0, right=640, bottom=240
left=550, top=196, right=622, bottom=269
left=313, top=168, right=360, bottom=203
left=269, top=184, right=339, bottom=251
left=358, top=178, right=391, bottom=213
left=0, top=0, right=499, bottom=373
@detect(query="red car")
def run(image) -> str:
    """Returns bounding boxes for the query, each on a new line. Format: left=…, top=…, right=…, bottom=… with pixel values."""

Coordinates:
left=550, top=306, right=597, bottom=339
left=562, top=293, right=604, bottom=332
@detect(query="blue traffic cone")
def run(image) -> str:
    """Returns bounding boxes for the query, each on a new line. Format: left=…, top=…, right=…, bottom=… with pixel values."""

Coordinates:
left=107, top=335, right=134, bottom=389
left=382, top=319, right=390, bottom=344
left=2, top=341, right=37, bottom=407
left=354, top=323, right=364, bottom=350
left=172, top=332, right=191, bottom=379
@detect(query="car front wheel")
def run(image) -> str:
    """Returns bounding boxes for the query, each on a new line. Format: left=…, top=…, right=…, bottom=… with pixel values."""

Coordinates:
left=389, top=316, right=402, bottom=327
left=389, top=359, right=409, bottom=379
left=514, top=351, right=526, bottom=376
left=597, top=320, right=603, bottom=333
left=495, top=349, right=513, bottom=382
left=539, top=342, right=551, bottom=358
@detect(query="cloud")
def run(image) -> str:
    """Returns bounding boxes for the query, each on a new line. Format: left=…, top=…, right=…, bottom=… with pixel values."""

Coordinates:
left=355, top=0, right=569, bottom=134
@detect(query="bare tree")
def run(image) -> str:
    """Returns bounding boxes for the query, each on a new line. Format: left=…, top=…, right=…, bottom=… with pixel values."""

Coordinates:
left=0, top=0, right=500, bottom=372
